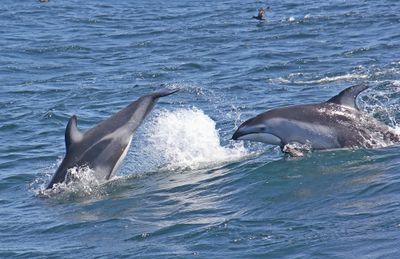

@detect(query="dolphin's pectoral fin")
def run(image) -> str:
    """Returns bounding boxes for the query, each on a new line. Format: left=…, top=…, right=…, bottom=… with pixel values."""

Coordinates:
left=65, top=115, right=83, bottom=151
left=326, top=84, right=369, bottom=110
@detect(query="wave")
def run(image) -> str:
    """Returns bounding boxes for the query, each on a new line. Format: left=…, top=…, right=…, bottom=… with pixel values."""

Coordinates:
left=270, top=63, right=400, bottom=85
left=271, top=73, right=368, bottom=85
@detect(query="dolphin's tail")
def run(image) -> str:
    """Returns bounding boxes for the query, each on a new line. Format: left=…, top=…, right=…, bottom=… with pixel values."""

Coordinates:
left=151, top=88, right=180, bottom=99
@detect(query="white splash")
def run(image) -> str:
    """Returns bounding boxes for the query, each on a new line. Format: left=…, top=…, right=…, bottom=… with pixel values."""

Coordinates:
left=36, top=165, right=102, bottom=198
left=282, top=142, right=312, bottom=157
left=141, top=108, right=251, bottom=171
left=392, top=80, right=400, bottom=87
left=359, top=87, right=400, bottom=129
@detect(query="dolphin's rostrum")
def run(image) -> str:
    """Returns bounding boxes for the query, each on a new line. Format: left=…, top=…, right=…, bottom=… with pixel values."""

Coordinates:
left=46, top=88, right=178, bottom=189
left=232, top=85, right=399, bottom=153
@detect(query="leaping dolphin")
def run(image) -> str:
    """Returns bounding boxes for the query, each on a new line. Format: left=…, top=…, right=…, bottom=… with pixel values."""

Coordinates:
left=46, top=88, right=178, bottom=189
left=232, top=85, right=399, bottom=154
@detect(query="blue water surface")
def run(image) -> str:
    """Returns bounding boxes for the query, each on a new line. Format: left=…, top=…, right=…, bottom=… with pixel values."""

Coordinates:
left=1, top=0, right=400, bottom=258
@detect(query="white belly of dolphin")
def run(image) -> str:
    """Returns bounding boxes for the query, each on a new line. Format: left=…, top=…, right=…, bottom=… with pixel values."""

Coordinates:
left=110, top=136, right=133, bottom=179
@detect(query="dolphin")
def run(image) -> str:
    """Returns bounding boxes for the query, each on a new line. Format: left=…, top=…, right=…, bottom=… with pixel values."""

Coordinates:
left=232, top=85, right=399, bottom=154
left=46, top=88, right=178, bottom=189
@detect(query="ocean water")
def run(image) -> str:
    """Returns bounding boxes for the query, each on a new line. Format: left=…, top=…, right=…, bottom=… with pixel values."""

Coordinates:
left=1, top=0, right=400, bottom=258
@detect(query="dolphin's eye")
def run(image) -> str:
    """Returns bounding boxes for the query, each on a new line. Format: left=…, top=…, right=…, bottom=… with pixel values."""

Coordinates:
left=260, top=126, right=266, bottom=131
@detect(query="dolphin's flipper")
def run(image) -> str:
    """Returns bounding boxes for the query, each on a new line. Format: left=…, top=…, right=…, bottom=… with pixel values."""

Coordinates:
left=151, top=88, right=180, bottom=99
left=65, top=115, right=83, bottom=151
left=326, top=84, right=369, bottom=110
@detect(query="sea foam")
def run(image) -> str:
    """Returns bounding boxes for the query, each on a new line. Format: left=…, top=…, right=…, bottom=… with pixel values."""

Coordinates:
left=141, top=108, right=251, bottom=171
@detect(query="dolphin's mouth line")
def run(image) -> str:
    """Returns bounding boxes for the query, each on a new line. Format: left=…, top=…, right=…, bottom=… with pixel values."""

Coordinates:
left=233, top=132, right=282, bottom=146
left=236, top=132, right=278, bottom=140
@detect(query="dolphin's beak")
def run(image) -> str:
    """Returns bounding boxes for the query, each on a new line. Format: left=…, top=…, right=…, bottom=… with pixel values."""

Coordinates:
left=232, top=124, right=254, bottom=140
left=232, top=127, right=245, bottom=140
left=231, top=122, right=282, bottom=145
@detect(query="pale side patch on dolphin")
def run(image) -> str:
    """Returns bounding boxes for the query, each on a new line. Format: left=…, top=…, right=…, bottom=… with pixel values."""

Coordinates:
left=232, top=85, right=400, bottom=155
left=46, top=88, right=179, bottom=189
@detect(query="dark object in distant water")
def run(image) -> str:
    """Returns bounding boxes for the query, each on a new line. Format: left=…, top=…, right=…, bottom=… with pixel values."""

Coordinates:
left=38, top=0, right=49, bottom=2
left=253, top=8, right=266, bottom=20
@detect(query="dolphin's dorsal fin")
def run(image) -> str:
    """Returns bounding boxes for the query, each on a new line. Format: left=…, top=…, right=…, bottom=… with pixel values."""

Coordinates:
left=326, top=84, right=369, bottom=110
left=65, top=115, right=83, bottom=151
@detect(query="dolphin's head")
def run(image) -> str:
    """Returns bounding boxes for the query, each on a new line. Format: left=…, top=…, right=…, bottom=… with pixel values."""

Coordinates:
left=232, top=116, right=282, bottom=146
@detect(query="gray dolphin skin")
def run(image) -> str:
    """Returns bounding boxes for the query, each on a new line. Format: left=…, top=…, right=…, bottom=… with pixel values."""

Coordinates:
left=46, top=88, right=178, bottom=189
left=232, top=85, right=400, bottom=153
